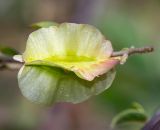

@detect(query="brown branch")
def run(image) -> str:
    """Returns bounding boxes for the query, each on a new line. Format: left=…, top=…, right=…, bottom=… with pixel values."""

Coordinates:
left=0, top=46, right=154, bottom=70
left=0, top=54, right=22, bottom=70
left=111, top=46, right=154, bottom=57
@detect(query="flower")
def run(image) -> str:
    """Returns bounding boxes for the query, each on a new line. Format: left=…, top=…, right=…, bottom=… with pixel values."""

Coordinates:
left=17, top=23, right=119, bottom=81
left=14, top=23, right=120, bottom=105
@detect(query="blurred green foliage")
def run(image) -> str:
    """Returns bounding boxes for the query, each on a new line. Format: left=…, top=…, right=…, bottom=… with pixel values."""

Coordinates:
left=0, top=45, right=19, bottom=56
left=95, top=6, right=160, bottom=115
left=111, top=102, right=147, bottom=129
left=0, top=0, right=160, bottom=130
left=31, top=21, right=59, bottom=29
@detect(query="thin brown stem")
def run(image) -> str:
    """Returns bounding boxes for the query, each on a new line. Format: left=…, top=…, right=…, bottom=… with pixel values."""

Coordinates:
left=111, top=46, right=154, bottom=57
left=0, top=46, right=154, bottom=70
left=0, top=54, right=22, bottom=70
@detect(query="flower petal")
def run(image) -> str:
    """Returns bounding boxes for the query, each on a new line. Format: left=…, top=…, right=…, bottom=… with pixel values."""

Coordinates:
left=18, top=65, right=116, bottom=105
left=23, top=23, right=117, bottom=80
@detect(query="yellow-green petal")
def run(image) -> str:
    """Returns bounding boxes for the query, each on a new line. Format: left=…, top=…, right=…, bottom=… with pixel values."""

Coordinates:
left=18, top=65, right=116, bottom=105
left=23, top=23, right=117, bottom=81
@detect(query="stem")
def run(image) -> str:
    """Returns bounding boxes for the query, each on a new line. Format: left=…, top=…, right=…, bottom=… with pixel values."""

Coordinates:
left=0, top=53, right=22, bottom=70
left=0, top=46, right=154, bottom=70
left=111, top=46, right=154, bottom=57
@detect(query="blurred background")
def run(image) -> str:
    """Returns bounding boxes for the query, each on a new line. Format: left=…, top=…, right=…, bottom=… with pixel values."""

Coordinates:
left=0, top=0, right=159, bottom=130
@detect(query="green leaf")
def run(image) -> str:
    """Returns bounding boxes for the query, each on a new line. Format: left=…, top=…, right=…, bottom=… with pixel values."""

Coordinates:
left=111, top=103, right=147, bottom=128
left=131, top=102, right=145, bottom=113
left=18, top=65, right=116, bottom=106
left=30, top=21, right=59, bottom=29
left=0, top=45, right=19, bottom=56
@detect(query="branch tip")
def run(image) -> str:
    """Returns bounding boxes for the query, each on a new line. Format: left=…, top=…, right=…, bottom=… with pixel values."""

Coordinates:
left=111, top=46, right=154, bottom=57
left=0, top=46, right=154, bottom=70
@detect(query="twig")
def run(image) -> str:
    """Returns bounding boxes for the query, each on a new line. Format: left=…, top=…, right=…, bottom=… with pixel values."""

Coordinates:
left=111, top=46, right=154, bottom=57
left=0, top=53, right=22, bottom=70
left=0, top=46, right=154, bottom=70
